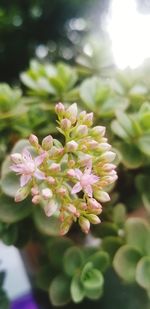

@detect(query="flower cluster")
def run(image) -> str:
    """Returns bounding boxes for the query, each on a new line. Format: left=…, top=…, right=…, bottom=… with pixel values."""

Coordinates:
left=10, top=103, right=117, bottom=235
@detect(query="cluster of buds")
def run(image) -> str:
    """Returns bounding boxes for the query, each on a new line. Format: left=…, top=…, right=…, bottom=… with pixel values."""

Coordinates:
left=10, top=103, right=117, bottom=235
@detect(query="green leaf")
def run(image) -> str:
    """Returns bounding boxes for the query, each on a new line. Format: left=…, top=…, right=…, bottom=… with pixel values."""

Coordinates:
left=11, top=139, right=30, bottom=153
left=88, top=250, right=110, bottom=272
left=102, top=236, right=124, bottom=259
left=113, top=245, right=142, bottom=283
left=125, top=218, right=150, bottom=255
left=0, top=195, right=31, bottom=223
left=34, top=207, right=60, bottom=236
left=116, top=111, right=136, bottom=138
left=116, top=142, right=144, bottom=168
left=81, top=263, right=104, bottom=291
left=135, top=174, right=150, bottom=213
left=48, top=237, right=73, bottom=269
left=49, top=274, right=71, bottom=306
left=111, top=120, right=129, bottom=140
left=92, top=222, right=118, bottom=238
left=136, top=257, right=150, bottom=290
left=70, top=274, right=85, bottom=303
left=113, top=203, right=126, bottom=226
left=1, top=172, right=20, bottom=197
left=138, top=135, right=150, bottom=156
left=63, top=246, right=84, bottom=277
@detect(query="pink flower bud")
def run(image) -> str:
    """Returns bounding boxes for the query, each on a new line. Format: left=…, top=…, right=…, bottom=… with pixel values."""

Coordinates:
left=55, top=102, right=65, bottom=115
left=86, top=214, right=101, bottom=224
left=47, top=176, right=55, bottom=185
left=68, top=204, right=77, bottom=215
left=94, top=190, right=110, bottom=202
left=32, top=195, right=41, bottom=204
left=97, top=143, right=111, bottom=152
left=66, top=141, right=78, bottom=152
left=100, top=151, right=116, bottom=162
left=29, top=134, right=39, bottom=146
left=42, top=188, right=53, bottom=199
left=103, top=163, right=116, bottom=171
left=65, top=103, right=77, bottom=124
left=15, top=186, right=30, bottom=202
left=88, top=198, right=102, bottom=209
left=49, top=163, right=61, bottom=172
left=42, top=135, right=53, bottom=150
left=75, top=125, right=88, bottom=136
left=67, top=169, right=76, bottom=178
left=83, top=112, right=93, bottom=126
left=79, top=216, right=90, bottom=234
left=11, top=153, right=22, bottom=164
left=91, top=126, right=106, bottom=137
left=60, top=118, right=71, bottom=130
left=57, top=187, right=67, bottom=197
left=31, top=187, right=39, bottom=196
left=87, top=140, right=98, bottom=150
left=44, top=200, right=58, bottom=217
left=60, top=217, right=73, bottom=235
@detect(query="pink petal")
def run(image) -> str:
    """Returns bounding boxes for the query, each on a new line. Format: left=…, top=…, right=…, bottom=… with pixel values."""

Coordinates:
left=84, top=185, right=93, bottom=197
left=34, top=152, right=47, bottom=166
left=22, top=148, right=32, bottom=161
left=20, top=174, right=31, bottom=187
left=71, top=182, right=82, bottom=194
left=10, top=165, right=23, bottom=173
left=74, top=169, right=83, bottom=179
left=44, top=202, right=57, bottom=217
left=84, top=167, right=92, bottom=175
left=34, top=169, right=45, bottom=180
left=90, top=175, right=99, bottom=185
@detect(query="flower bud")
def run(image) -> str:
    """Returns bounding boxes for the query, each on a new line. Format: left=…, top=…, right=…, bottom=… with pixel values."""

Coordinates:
left=66, top=141, right=78, bottom=152
left=42, top=135, right=53, bottom=150
left=103, top=163, right=116, bottom=171
left=44, top=200, right=58, bottom=217
left=29, top=134, right=39, bottom=147
left=88, top=198, right=102, bottom=209
left=86, top=214, right=101, bottom=224
left=60, top=118, right=71, bottom=130
left=49, top=163, right=61, bottom=172
left=11, top=153, right=22, bottom=164
left=47, top=176, right=55, bottom=185
left=83, top=112, right=93, bottom=126
left=55, top=102, right=65, bottom=116
left=75, top=125, right=88, bottom=137
left=79, top=216, right=90, bottom=234
left=94, top=190, right=110, bottom=202
left=91, top=126, right=106, bottom=137
left=68, top=160, right=75, bottom=168
left=87, top=140, right=98, bottom=150
left=31, top=187, right=39, bottom=196
left=60, top=217, right=73, bottom=235
left=15, top=186, right=30, bottom=202
left=97, top=143, right=111, bottom=152
left=57, top=187, right=67, bottom=197
left=68, top=204, right=77, bottom=215
left=32, top=195, right=41, bottom=204
left=65, top=103, right=77, bottom=124
left=42, top=188, right=53, bottom=199
left=67, top=169, right=76, bottom=177
left=100, top=151, right=116, bottom=162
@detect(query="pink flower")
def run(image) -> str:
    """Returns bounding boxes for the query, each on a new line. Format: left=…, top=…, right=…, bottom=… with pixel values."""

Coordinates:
left=71, top=167, right=99, bottom=197
left=10, top=148, right=46, bottom=187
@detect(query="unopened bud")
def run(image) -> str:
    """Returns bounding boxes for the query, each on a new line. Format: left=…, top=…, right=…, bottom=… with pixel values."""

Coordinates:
left=68, top=160, right=75, bottom=168
left=79, top=216, right=90, bottom=234
left=75, top=125, right=88, bottom=137
left=55, top=102, right=65, bottom=116
left=94, top=190, right=110, bottom=202
left=103, top=163, right=116, bottom=171
left=49, top=163, right=61, bottom=172
left=83, top=112, right=93, bottom=126
left=87, top=140, right=98, bottom=150
left=11, top=153, right=22, bottom=164
left=68, top=204, right=77, bottom=215
left=67, top=169, right=76, bottom=177
left=60, top=118, right=71, bottom=130
left=100, top=151, right=116, bottom=162
left=91, top=126, right=106, bottom=137
left=86, top=214, right=101, bottom=224
left=32, top=195, right=41, bottom=204
left=42, top=188, right=53, bottom=199
left=65, top=103, right=77, bottom=124
left=15, top=186, right=30, bottom=202
left=47, top=176, right=55, bottom=185
left=42, top=135, right=53, bottom=150
left=57, top=187, right=67, bottom=197
left=88, top=198, right=102, bottom=209
left=60, top=217, right=72, bottom=235
left=29, top=134, right=39, bottom=147
left=44, top=200, right=58, bottom=217
left=66, top=141, right=78, bottom=152
left=97, top=143, right=111, bottom=152
left=31, top=187, right=39, bottom=196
